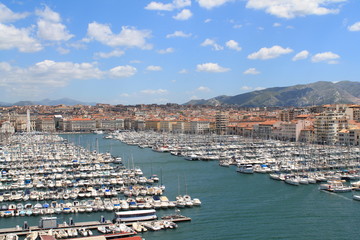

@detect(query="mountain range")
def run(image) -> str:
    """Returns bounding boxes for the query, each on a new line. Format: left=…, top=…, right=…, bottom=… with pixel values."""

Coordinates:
left=185, top=81, right=360, bottom=107
left=0, top=98, right=97, bottom=107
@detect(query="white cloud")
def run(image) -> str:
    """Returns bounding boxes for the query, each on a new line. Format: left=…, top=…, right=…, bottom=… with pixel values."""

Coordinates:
left=179, top=69, right=189, bottom=74
left=248, top=45, right=293, bottom=60
left=226, top=40, right=241, bottom=51
left=197, top=0, right=234, bottom=9
left=246, top=0, right=346, bottom=19
left=109, top=65, right=137, bottom=78
left=35, top=5, right=60, bottom=22
left=120, top=93, right=130, bottom=97
left=166, top=31, right=192, bottom=38
left=197, top=86, right=211, bottom=92
left=130, top=60, right=142, bottom=64
left=273, top=22, right=281, bottom=27
left=204, top=18, right=212, bottom=23
left=0, top=3, right=29, bottom=23
left=145, top=0, right=191, bottom=11
left=36, top=6, right=74, bottom=41
left=201, top=38, right=223, bottom=51
left=37, top=20, right=74, bottom=41
left=0, top=23, right=42, bottom=52
left=0, top=60, right=102, bottom=90
left=243, top=68, right=260, bottom=75
left=173, top=9, right=193, bottom=20
left=255, top=87, right=265, bottom=90
left=86, top=22, right=152, bottom=49
left=196, top=63, right=230, bottom=72
left=146, top=65, right=163, bottom=71
left=57, top=47, right=70, bottom=55
left=0, top=60, right=136, bottom=98
left=348, top=22, right=360, bottom=32
left=311, top=52, right=340, bottom=63
left=292, top=50, right=309, bottom=61
left=158, top=48, right=174, bottom=54
left=140, top=89, right=168, bottom=94
left=94, top=49, right=125, bottom=59
left=241, top=86, right=253, bottom=91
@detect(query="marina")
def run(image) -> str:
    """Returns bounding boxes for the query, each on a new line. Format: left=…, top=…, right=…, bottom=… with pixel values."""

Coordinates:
left=1, top=132, right=360, bottom=239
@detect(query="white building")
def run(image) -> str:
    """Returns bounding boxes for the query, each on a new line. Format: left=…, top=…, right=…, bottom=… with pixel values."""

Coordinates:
left=314, top=111, right=348, bottom=145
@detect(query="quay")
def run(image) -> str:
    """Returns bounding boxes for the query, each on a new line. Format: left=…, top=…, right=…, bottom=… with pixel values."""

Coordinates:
left=0, top=216, right=191, bottom=238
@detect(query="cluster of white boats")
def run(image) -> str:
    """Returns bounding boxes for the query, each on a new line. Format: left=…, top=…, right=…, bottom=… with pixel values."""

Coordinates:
left=0, top=133, right=201, bottom=220
left=0, top=194, right=201, bottom=218
left=111, top=131, right=360, bottom=201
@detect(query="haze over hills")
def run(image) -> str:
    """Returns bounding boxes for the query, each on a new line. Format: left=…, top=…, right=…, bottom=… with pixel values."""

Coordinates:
left=0, top=98, right=97, bottom=107
left=185, top=81, right=360, bottom=107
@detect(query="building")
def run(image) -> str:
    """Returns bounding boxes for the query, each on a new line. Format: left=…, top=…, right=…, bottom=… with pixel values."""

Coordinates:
left=61, top=118, right=97, bottom=132
left=272, top=119, right=312, bottom=142
left=35, top=117, right=56, bottom=132
left=215, top=112, right=228, bottom=135
left=0, top=121, right=15, bottom=134
left=189, top=120, right=210, bottom=134
left=97, top=119, right=124, bottom=131
left=314, top=111, right=348, bottom=145
left=345, top=105, right=360, bottom=121
left=145, top=120, right=160, bottom=131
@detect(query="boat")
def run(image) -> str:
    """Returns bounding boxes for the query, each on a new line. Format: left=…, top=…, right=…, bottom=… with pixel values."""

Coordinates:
left=319, top=180, right=352, bottom=193
left=143, top=221, right=163, bottom=231
left=284, top=176, right=300, bottom=186
left=5, top=234, right=18, bottom=240
left=24, top=232, right=38, bottom=240
left=192, top=198, right=202, bottom=206
left=132, top=222, right=147, bottom=232
left=113, top=209, right=157, bottom=222
left=236, top=164, right=254, bottom=174
left=353, top=195, right=360, bottom=201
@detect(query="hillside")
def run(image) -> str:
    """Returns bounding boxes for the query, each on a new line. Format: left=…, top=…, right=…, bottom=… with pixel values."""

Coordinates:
left=184, top=81, right=360, bottom=107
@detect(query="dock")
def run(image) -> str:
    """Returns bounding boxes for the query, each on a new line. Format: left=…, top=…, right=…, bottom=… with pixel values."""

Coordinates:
left=0, top=217, right=191, bottom=238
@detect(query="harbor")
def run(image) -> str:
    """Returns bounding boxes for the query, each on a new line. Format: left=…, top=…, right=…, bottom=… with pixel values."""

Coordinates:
left=0, top=133, right=197, bottom=239
left=1, top=132, right=360, bottom=239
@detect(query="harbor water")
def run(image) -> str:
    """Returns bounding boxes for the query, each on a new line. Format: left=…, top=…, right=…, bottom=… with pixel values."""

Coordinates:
left=1, top=133, right=360, bottom=240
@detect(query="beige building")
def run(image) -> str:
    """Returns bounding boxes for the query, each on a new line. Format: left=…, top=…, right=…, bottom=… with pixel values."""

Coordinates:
left=61, top=118, right=97, bottom=132
left=97, top=119, right=124, bottom=131
left=314, top=111, right=348, bottom=144
left=35, top=118, right=56, bottom=132
left=189, top=120, right=210, bottom=134
left=145, top=120, right=160, bottom=131
left=215, top=112, right=228, bottom=135
left=272, top=119, right=313, bottom=142
left=0, top=121, right=15, bottom=134
left=345, top=105, right=360, bottom=121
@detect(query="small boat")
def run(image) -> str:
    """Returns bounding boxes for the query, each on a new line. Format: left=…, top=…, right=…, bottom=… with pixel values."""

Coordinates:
left=5, top=233, right=18, bottom=240
left=236, top=164, right=254, bottom=174
left=24, top=232, right=38, bottom=240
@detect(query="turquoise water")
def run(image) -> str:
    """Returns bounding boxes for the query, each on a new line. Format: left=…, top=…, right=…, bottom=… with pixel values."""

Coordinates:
left=1, top=133, right=360, bottom=240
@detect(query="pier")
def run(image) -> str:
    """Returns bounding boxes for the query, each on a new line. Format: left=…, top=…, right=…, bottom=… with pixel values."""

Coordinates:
left=0, top=216, right=191, bottom=238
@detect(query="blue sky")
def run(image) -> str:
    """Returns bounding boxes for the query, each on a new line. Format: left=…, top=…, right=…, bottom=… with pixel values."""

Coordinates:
left=0, top=0, right=360, bottom=105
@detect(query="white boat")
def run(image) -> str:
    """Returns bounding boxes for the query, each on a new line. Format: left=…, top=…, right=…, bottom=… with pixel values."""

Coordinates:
left=24, top=232, right=38, bottom=240
left=319, top=180, right=352, bottom=193
left=353, top=195, right=360, bottom=201
left=192, top=198, right=202, bottom=206
left=236, top=164, right=254, bottom=174
left=113, top=209, right=157, bottom=222
left=284, top=176, right=300, bottom=186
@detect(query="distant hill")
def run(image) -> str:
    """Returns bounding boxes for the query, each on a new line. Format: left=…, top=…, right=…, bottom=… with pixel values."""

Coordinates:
left=0, top=98, right=97, bottom=106
left=184, top=81, right=360, bottom=107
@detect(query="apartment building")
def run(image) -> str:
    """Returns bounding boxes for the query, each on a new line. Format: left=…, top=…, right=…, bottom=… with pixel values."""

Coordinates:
left=314, top=111, right=348, bottom=144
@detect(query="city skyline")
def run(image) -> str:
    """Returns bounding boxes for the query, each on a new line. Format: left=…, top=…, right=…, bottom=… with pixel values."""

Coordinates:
left=0, top=0, right=359, bottom=105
